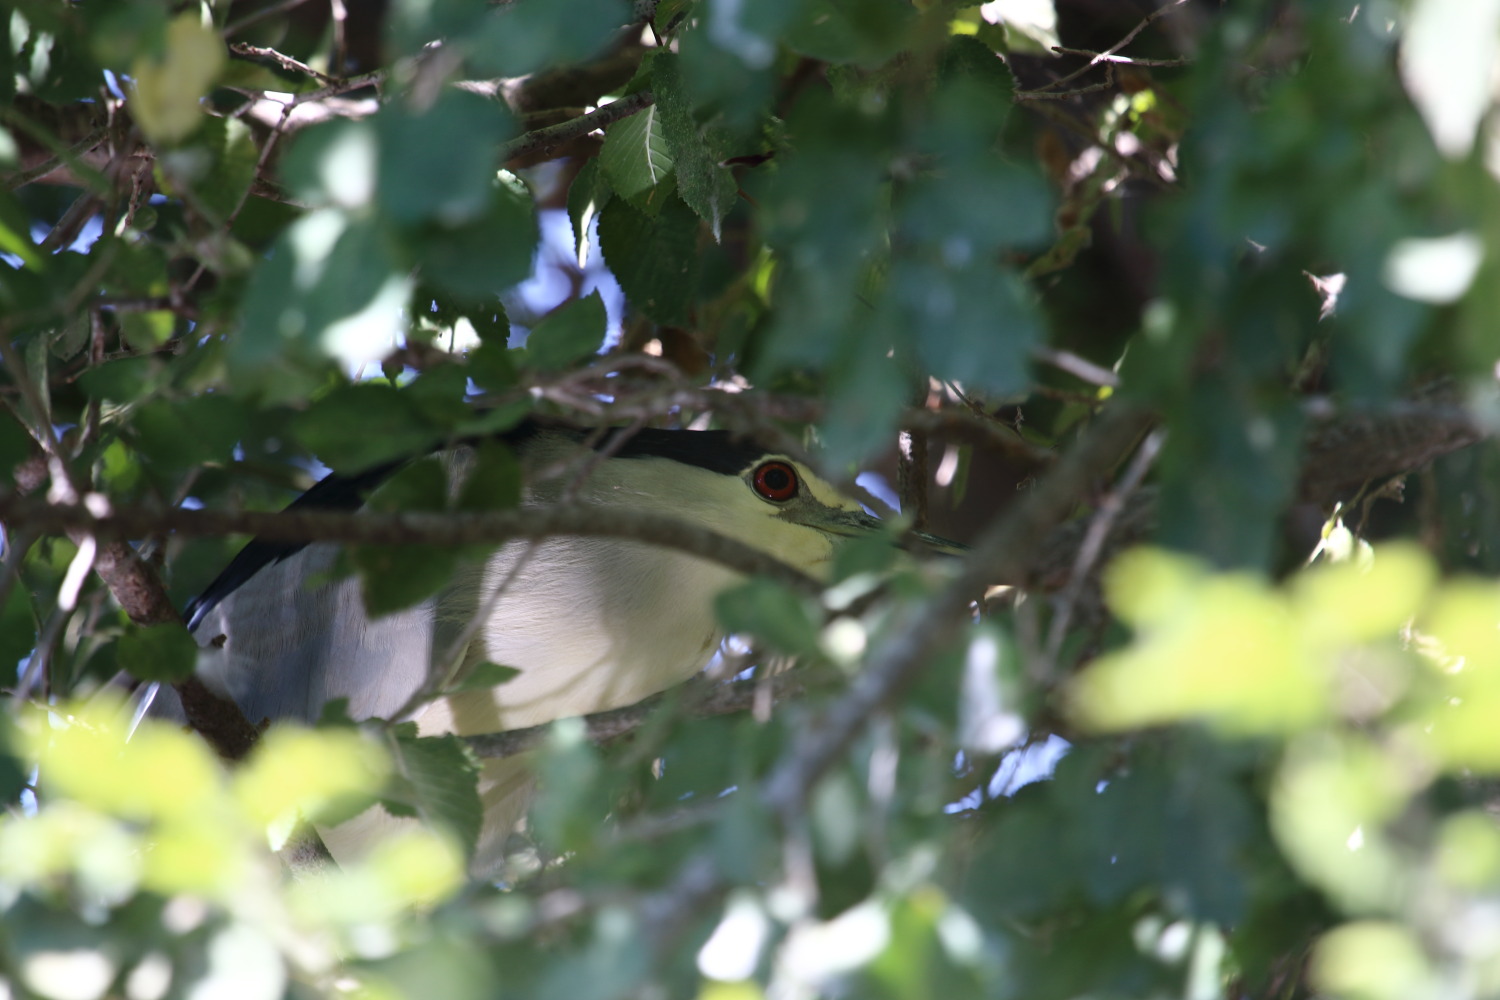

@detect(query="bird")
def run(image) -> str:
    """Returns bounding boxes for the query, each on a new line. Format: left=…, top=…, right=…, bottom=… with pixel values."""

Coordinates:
left=145, top=420, right=957, bottom=873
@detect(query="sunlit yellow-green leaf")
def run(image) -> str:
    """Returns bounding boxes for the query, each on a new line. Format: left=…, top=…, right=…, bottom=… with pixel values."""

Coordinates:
left=0, top=802, right=140, bottom=899
left=129, top=14, right=226, bottom=144
left=1406, top=686, right=1500, bottom=771
left=233, top=725, right=389, bottom=834
left=698, top=980, right=767, bottom=1000
left=1270, top=736, right=1409, bottom=913
left=28, top=701, right=222, bottom=823
left=1294, top=542, right=1435, bottom=646
left=1421, top=577, right=1500, bottom=674
left=1100, top=546, right=1210, bottom=628
left=1073, top=561, right=1324, bottom=733
left=120, top=725, right=224, bottom=820
left=288, top=829, right=463, bottom=926
left=142, top=816, right=254, bottom=897
left=1311, top=921, right=1431, bottom=1000
left=1434, top=810, right=1500, bottom=888
left=365, top=828, right=465, bottom=907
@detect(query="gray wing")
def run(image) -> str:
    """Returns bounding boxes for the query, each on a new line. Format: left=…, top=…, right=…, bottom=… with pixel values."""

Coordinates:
left=146, top=458, right=438, bottom=727
left=148, top=543, right=438, bottom=726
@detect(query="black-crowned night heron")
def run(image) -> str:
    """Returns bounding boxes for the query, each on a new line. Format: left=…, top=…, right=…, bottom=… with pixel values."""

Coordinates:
left=148, top=421, right=948, bottom=872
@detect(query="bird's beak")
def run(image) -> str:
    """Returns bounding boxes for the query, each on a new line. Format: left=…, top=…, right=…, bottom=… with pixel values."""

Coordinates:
left=905, top=529, right=968, bottom=557
left=791, top=505, right=967, bottom=556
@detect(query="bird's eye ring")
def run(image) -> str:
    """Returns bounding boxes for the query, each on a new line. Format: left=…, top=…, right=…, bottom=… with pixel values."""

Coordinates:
left=752, top=461, right=798, bottom=503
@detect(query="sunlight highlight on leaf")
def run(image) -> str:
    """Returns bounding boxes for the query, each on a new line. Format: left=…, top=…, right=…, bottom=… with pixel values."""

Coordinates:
left=233, top=725, right=390, bottom=835
left=1071, top=551, right=1325, bottom=733
left=129, top=14, right=226, bottom=144
left=1271, top=736, right=1410, bottom=914
left=1312, top=921, right=1432, bottom=1000
left=1294, top=541, right=1435, bottom=646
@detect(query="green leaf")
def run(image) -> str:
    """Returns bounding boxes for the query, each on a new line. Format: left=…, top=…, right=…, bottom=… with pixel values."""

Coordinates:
left=0, top=574, right=37, bottom=683
left=236, top=210, right=411, bottom=395
left=316, top=697, right=358, bottom=727
left=566, top=157, right=611, bottom=267
left=468, top=342, right=520, bottom=392
left=524, top=290, right=607, bottom=371
left=714, top=789, right=777, bottom=883
left=600, top=103, right=674, bottom=199
left=402, top=363, right=473, bottom=427
left=117, top=624, right=198, bottom=682
left=714, top=577, right=822, bottom=656
left=291, top=382, right=437, bottom=472
left=195, top=115, right=260, bottom=222
left=0, top=189, right=42, bottom=268
left=132, top=394, right=248, bottom=471
left=386, top=732, right=483, bottom=857
left=597, top=195, right=699, bottom=326
left=377, top=90, right=517, bottom=225
left=281, top=118, right=378, bottom=209
left=0, top=715, right=28, bottom=806
left=420, top=284, right=511, bottom=347
left=118, top=310, right=175, bottom=351
left=444, top=661, right=522, bottom=694
left=454, top=438, right=523, bottom=511
left=455, top=398, right=533, bottom=439
left=412, top=170, right=539, bottom=299
left=352, top=543, right=462, bottom=617
left=0, top=409, right=35, bottom=480
left=77, top=357, right=162, bottom=405
left=529, top=719, right=609, bottom=853
left=364, top=456, right=447, bottom=514
left=784, top=0, right=915, bottom=67
left=896, top=264, right=1040, bottom=395
left=651, top=53, right=738, bottom=240
left=466, top=0, right=628, bottom=77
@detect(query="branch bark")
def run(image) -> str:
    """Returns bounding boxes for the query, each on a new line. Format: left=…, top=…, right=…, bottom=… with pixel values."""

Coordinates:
left=0, top=496, right=821, bottom=593
left=462, top=675, right=805, bottom=759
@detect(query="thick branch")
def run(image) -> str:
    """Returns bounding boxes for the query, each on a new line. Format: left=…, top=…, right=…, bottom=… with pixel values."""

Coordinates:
left=1297, top=400, right=1482, bottom=503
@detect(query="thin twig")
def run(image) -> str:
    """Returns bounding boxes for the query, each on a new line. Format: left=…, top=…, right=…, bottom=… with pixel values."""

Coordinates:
left=1015, top=0, right=1189, bottom=99
left=3, top=126, right=107, bottom=190
left=40, top=191, right=102, bottom=252
left=1016, top=71, right=1119, bottom=102
left=462, top=675, right=805, bottom=759
left=229, top=42, right=335, bottom=84
left=1051, top=46, right=1189, bottom=67
left=185, top=97, right=295, bottom=294
left=1032, top=346, right=1121, bottom=388
left=1042, top=428, right=1164, bottom=666
left=498, top=91, right=654, bottom=165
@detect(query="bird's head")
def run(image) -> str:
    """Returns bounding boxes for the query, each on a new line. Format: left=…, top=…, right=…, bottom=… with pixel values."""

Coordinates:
left=558, top=427, right=965, bottom=579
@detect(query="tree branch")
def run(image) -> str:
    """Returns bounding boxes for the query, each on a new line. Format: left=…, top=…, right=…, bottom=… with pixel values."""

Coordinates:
left=462, top=675, right=805, bottom=759
left=0, top=496, right=822, bottom=593
left=1297, top=399, right=1482, bottom=503
left=498, top=90, right=653, bottom=166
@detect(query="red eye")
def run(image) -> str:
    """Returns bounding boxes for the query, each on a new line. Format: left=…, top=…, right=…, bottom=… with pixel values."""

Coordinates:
left=752, top=461, right=798, bottom=502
